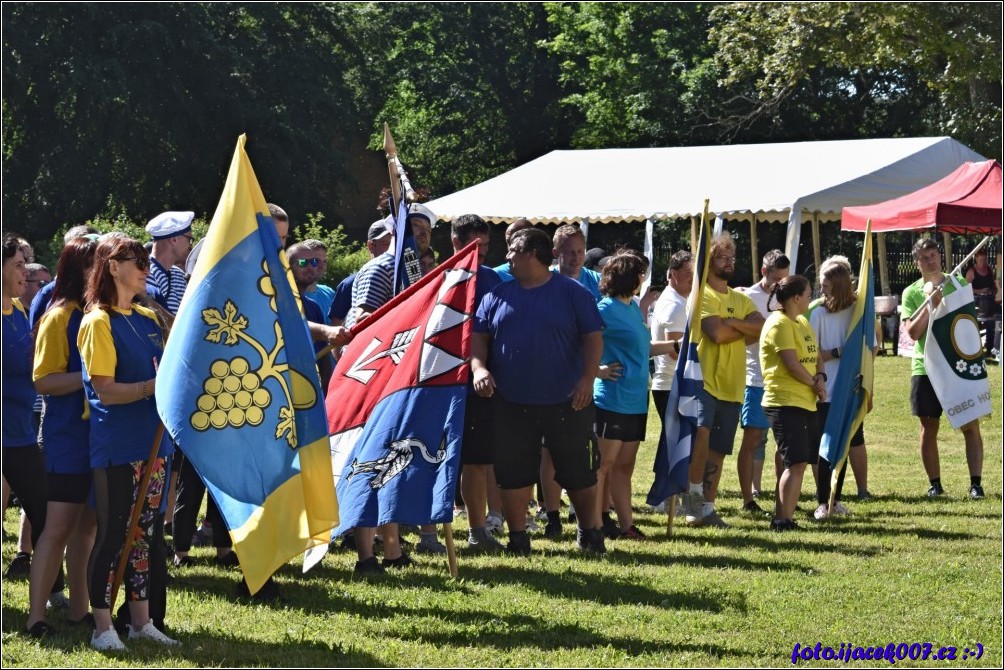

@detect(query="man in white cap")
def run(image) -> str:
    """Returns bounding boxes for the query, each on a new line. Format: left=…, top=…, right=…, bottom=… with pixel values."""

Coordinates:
left=408, top=203, right=435, bottom=265
left=146, top=211, right=195, bottom=315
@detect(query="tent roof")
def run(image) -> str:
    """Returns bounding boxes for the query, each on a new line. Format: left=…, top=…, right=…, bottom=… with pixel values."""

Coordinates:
left=841, top=160, right=1002, bottom=234
left=426, top=137, right=985, bottom=225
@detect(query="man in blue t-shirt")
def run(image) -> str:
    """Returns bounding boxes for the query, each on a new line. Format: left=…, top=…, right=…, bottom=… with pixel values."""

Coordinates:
left=492, top=218, right=531, bottom=283
left=472, top=228, right=606, bottom=556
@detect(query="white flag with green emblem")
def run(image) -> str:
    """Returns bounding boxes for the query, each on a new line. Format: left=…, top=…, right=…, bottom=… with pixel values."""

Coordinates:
left=925, top=276, right=992, bottom=429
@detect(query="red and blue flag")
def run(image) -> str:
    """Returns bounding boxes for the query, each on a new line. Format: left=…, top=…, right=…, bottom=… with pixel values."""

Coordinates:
left=327, top=242, right=479, bottom=531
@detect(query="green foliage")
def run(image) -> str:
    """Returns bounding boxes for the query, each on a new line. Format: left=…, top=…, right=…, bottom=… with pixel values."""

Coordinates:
left=360, top=2, right=570, bottom=196
left=2, top=357, right=1001, bottom=667
left=543, top=3, right=717, bottom=148
left=708, top=3, right=1002, bottom=153
left=294, top=211, right=367, bottom=285
left=3, top=3, right=369, bottom=245
left=36, top=210, right=209, bottom=271
left=3, top=1, right=1001, bottom=256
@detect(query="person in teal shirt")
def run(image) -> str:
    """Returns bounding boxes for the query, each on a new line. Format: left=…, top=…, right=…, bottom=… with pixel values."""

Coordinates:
left=592, top=251, right=677, bottom=540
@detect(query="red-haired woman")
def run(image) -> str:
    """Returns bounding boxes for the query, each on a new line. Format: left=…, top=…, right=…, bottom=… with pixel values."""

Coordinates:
left=78, top=237, right=177, bottom=650
left=26, top=236, right=99, bottom=635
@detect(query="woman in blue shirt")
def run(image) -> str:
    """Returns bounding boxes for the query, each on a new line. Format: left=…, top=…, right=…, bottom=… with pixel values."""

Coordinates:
left=78, top=236, right=177, bottom=651
left=593, top=252, right=677, bottom=539
left=26, top=236, right=98, bottom=635
left=3, top=233, right=66, bottom=637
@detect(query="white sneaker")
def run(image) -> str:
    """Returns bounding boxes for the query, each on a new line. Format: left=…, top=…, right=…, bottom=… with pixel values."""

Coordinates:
left=46, top=590, right=70, bottom=610
left=831, top=501, right=850, bottom=516
left=651, top=500, right=667, bottom=514
left=525, top=514, right=541, bottom=534
left=813, top=503, right=830, bottom=521
left=127, top=621, right=180, bottom=646
left=684, top=491, right=705, bottom=526
left=92, top=627, right=126, bottom=651
left=485, top=512, right=504, bottom=535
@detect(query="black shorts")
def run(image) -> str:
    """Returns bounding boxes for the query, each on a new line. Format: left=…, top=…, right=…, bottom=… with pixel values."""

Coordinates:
left=816, top=403, right=865, bottom=447
left=594, top=407, right=647, bottom=442
left=46, top=471, right=93, bottom=504
left=911, top=375, right=942, bottom=418
left=765, top=406, right=820, bottom=468
left=461, top=394, right=495, bottom=465
left=492, top=396, right=598, bottom=491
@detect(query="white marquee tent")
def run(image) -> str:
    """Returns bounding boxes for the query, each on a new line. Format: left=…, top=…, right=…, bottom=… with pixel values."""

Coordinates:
left=426, top=136, right=985, bottom=270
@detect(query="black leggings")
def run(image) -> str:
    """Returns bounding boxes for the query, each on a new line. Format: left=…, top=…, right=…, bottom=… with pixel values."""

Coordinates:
left=89, top=459, right=166, bottom=610
left=817, top=458, right=848, bottom=504
left=172, top=451, right=230, bottom=552
left=2, top=445, right=65, bottom=593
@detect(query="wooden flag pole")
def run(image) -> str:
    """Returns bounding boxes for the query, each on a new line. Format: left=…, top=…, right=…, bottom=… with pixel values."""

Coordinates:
left=109, top=423, right=166, bottom=611
left=666, top=496, right=676, bottom=538
left=443, top=523, right=459, bottom=578
left=383, top=123, right=416, bottom=214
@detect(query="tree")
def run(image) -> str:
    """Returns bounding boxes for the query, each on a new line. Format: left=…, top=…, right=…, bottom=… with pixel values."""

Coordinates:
left=2, top=4, right=375, bottom=243
left=357, top=2, right=570, bottom=197
left=542, top=3, right=717, bottom=148
left=708, top=3, right=1002, bottom=156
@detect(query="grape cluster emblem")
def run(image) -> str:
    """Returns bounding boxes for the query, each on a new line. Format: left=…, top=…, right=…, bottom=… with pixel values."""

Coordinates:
left=189, top=259, right=317, bottom=449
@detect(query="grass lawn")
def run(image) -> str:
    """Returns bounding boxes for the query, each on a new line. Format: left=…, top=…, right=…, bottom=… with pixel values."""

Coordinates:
left=2, top=356, right=1001, bottom=667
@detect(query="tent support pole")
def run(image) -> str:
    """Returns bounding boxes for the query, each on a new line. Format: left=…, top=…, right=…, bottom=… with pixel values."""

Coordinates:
left=942, top=231, right=952, bottom=266
left=876, top=232, right=891, bottom=296
left=811, top=213, right=822, bottom=283
left=690, top=216, right=698, bottom=255
left=750, top=216, right=759, bottom=283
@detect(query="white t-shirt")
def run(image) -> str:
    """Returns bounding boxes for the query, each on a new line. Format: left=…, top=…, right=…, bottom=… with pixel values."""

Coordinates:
left=808, top=302, right=877, bottom=398
left=741, top=281, right=773, bottom=388
left=650, top=286, right=688, bottom=391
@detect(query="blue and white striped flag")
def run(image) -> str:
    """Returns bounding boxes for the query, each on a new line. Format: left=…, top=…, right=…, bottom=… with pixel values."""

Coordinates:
left=647, top=208, right=711, bottom=506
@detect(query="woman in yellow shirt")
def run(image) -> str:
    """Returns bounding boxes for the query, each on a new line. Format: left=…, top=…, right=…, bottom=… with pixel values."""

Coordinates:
left=27, top=236, right=98, bottom=635
left=759, top=275, right=825, bottom=531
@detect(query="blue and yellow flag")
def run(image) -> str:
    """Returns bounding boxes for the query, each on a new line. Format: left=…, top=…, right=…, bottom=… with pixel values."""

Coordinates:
left=157, top=135, right=337, bottom=594
left=819, top=220, right=875, bottom=508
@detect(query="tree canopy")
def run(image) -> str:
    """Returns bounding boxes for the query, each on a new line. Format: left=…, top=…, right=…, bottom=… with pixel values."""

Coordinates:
left=3, top=3, right=1000, bottom=245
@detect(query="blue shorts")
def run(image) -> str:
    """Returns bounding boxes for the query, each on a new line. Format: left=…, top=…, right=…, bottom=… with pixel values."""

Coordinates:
left=741, top=385, right=770, bottom=430
left=696, top=388, right=741, bottom=456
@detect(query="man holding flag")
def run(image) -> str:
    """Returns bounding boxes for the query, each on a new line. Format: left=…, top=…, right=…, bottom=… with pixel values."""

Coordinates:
left=902, top=237, right=988, bottom=500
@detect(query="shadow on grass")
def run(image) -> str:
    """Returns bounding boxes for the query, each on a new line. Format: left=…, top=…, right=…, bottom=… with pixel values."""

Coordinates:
left=0, top=602, right=385, bottom=667
left=391, top=607, right=740, bottom=657
left=645, top=529, right=883, bottom=558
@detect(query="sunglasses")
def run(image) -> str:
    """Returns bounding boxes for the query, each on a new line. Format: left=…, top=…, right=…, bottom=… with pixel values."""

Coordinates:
left=118, top=256, right=150, bottom=271
left=293, top=258, right=322, bottom=268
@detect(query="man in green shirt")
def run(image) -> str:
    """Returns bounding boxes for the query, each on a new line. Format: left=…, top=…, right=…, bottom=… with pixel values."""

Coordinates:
left=901, top=237, right=985, bottom=500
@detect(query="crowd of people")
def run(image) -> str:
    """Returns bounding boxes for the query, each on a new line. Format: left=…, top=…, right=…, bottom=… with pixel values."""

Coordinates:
left=2, top=210, right=994, bottom=651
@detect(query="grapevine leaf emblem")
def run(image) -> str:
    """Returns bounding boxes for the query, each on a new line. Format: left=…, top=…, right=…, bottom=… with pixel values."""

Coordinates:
left=202, top=300, right=248, bottom=346
left=190, top=260, right=318, bottom=451
left=275, top=406, right=297, bottom=448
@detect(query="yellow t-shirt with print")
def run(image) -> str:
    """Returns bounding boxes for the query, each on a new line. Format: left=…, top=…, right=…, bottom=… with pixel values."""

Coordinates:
left=759, top=311, right=819, bottom=411
left=697, top=285, right=757, bottom=403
